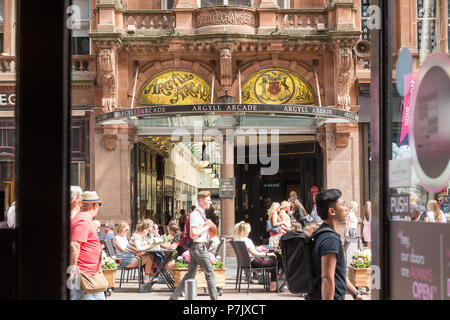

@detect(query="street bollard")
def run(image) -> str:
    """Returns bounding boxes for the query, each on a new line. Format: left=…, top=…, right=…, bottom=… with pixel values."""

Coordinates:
left=185, top=279, right=197, bottom=300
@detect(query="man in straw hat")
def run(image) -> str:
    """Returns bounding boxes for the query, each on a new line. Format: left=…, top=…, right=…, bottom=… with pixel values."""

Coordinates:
left=69, top=191, right=105, bottom=300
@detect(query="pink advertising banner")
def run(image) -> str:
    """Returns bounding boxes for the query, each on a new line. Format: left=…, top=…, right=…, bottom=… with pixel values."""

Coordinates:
left=400, top=71, right=418, bottom=145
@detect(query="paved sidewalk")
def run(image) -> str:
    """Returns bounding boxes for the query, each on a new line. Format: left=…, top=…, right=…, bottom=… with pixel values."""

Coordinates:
left=107, top=257, right=370, bottom=300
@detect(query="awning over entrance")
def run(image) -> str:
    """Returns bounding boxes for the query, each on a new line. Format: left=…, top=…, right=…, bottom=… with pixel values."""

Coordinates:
left=95, top=103, right=359, bottom=127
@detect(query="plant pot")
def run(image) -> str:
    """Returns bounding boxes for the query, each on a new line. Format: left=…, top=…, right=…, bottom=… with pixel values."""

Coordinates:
left=103, top=268, right=116, bottom=288
left=173, top=268, right=226, bottom=288
left=348, top=266, right=371, bottom=288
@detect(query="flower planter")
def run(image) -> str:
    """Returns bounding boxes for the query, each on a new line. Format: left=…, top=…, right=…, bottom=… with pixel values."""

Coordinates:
left=348, top=266, right=371, bottom=288
left=103, top=268, right=116, bottom=288
left=174, top=268, right=226, bottom=289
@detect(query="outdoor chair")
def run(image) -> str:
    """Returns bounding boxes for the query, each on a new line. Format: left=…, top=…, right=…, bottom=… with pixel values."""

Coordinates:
left=212, top=238, right=225, bottom=257
left=230, top=240, right=278, bottom=294
left=104, top=239, right=142, bottom=290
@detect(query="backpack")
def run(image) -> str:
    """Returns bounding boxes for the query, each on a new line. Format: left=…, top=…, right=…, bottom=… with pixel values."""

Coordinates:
left=279, top=226, right=336, bottom=294
left=179, top=208, right=206, bottom=249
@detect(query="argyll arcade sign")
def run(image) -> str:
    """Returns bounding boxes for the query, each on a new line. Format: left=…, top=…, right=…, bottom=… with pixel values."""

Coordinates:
left=95, top=103, right=359, bottom=124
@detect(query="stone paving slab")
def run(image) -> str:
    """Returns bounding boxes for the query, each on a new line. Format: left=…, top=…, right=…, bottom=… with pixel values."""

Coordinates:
left=107, top=257, right=370, bottom=300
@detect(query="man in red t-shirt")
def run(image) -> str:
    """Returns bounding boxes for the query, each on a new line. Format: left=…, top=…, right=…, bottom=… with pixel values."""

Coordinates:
left=69, top=191, right=105, bottom=300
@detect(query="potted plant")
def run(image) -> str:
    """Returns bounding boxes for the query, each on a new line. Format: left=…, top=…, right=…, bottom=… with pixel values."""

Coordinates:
left=173, top=255, right=226, bottom=295
left=101, top=251, right=118, bottom=289
left=348, top=249, right=371, bottom=289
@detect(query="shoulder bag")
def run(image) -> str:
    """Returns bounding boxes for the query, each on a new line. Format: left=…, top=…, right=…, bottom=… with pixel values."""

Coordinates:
left=266, top=220, right=282, bottom=234
left=79, top=253, right=109, bottom=294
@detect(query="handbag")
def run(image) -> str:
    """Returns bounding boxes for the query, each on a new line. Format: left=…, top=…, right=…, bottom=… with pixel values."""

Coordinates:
left=266, top=220, right=282, bottom=234
left=79, top=269, right=109, bottom=294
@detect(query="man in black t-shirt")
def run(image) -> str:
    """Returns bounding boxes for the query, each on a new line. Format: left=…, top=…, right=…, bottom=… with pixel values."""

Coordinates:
left=307, top=189, right=364, bottom=300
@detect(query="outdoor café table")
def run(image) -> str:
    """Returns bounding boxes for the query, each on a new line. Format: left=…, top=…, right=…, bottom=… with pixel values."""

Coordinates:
left=143, top=248, right=176, bottom=291
left=265, top=246, right=288, bottom=291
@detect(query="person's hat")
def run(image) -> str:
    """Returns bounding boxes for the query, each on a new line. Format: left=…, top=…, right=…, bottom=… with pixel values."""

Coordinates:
left=81, top=191, right=104, bottom=204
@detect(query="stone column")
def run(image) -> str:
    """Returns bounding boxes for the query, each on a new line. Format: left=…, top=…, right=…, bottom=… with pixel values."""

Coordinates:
left=3, top=0, right=12, bottom=55
left=94, top=123, right=136, bottom=226
left=220, top=127, right=235, bottom=257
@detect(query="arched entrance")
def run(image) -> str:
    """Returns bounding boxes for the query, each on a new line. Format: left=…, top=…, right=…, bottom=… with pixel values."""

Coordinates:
left=95, top=68, right=359, bottom=243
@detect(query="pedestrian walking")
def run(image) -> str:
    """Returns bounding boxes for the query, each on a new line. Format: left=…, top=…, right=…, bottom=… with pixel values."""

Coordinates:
left=5, top=201, right=15, bottom=229
left=70, top=186, right=83, bottom=220
left=362, top=201, right=371, bottom=249
left=169, top=190, right=218, bottom=300
left=345, top=201, right=359, bottom=238
left=307, top=189, right=363, bottom=300
left=179, top=209, right=186, bottom=232
left=69, top=191, right=106, bottom=300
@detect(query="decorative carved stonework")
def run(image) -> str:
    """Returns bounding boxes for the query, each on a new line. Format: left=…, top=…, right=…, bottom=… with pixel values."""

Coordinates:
left=196, top=8, right=256, bottom=28
left=335, top=45, right=353, bottom=111
left=103, top=134, right=118, bottom=151
left=220, top=48, right=232, bottom=88
left=102, top=124, right=118, bottom=151
left=99, top=48, right=117, bottom=113
left=335, top=132, right=350, bottom=148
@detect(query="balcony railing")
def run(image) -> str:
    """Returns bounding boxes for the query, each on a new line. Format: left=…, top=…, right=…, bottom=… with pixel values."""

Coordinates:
left=0, top=56, right=15, bottom=73
left=276, top=9, right=328, bottom=31
left=124, top=10, right=175, bottom=31
left=72, top=55, right=96, bottom=73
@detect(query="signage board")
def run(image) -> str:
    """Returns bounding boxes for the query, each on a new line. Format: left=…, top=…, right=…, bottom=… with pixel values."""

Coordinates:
left=95, top=103, right=359, bottom=124
left=390, top=221, right=450, bottom=300
left=409, top=54, right=450, bottom=192
left=390, top=194, right=410, bottom=218
left=0, top=93, right=16, bottom=107
left=219, top=178, right=235, bottom=198
left=389, top=158, right=411, bottom=188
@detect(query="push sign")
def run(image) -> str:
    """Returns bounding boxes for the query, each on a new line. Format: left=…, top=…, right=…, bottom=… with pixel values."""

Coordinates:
left=390, top=194, right=410, bottom=217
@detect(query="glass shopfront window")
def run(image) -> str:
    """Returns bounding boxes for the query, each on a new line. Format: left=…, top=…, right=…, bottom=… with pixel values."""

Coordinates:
left=386, top=0, right=450, bottom=300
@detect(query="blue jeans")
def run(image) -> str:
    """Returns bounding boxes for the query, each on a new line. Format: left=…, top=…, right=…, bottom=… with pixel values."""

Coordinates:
left=70, top=288, right=106, bottom=300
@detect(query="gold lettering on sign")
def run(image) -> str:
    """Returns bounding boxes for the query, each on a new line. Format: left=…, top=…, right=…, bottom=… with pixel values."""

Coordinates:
left=138, top=70, right=213, bottom=106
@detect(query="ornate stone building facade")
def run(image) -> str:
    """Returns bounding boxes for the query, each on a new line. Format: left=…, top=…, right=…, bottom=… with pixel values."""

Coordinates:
left=71, top=0, right=367, bottom=241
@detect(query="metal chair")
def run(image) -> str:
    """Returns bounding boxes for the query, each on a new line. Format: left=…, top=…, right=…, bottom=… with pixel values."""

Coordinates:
left=104, top=239, right=142, bottom=290
left=230, top=240, right=278, bottom=294
left=212, top=238, right=225, bottom=257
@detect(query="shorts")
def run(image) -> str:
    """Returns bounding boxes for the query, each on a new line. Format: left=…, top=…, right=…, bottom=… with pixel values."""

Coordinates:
left=348, top=228, right=358, bottom=238
left=120, top=252, right=137, bottom=267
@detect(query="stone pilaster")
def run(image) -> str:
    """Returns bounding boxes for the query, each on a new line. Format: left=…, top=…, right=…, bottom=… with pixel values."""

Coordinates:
left=94, top=124, right=136, bottom=225
left=317, top=122, right=361, bottom=207
left=173, top=0, right=197, bottom=35
left=257, top=0, right=279, bottom=34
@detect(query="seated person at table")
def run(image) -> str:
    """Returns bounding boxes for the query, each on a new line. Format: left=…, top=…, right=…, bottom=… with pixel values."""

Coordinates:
left=161, top=223, right=185, bottom=277
left=235, top=221, right=279, bottom=292
left=207, top=223, right=220, bottom=255
left=120, top=220, right=156, bottom=284
left=103, top=221, right=116, bottom=241
left=291, top=222, right=303, bottom=232
left=304, top=223, right=319, bottom=237
left=113, top=222, right=130, bottom=257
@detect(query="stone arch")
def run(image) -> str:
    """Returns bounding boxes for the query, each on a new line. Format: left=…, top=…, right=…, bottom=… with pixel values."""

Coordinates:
left=130, top=59, right=220, bottom=106
left=230, top=59, right=325, bottom=105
